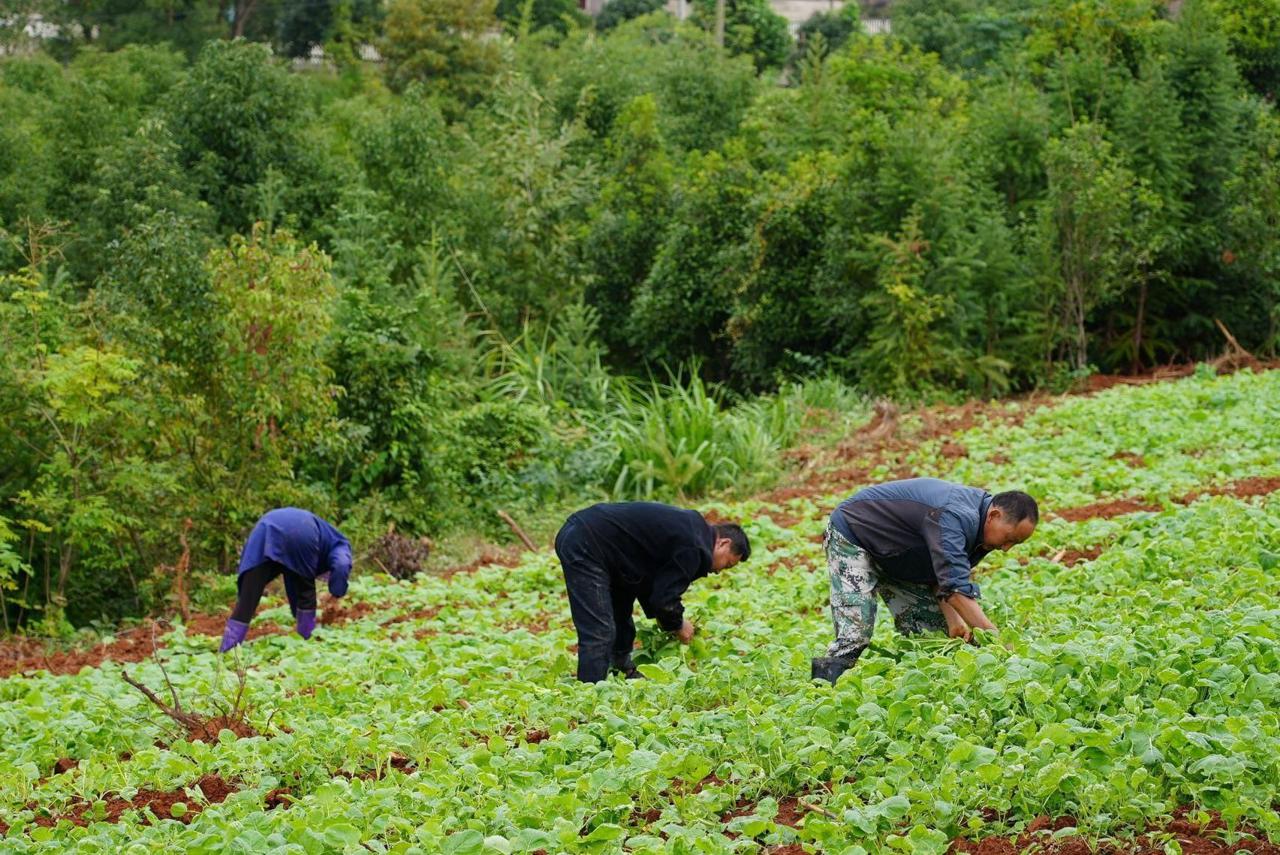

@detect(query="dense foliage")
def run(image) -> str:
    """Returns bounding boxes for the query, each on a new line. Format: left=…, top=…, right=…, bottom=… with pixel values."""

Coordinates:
left=3, top=0, right=1280, bottom=627
left=2, top=369, right=1279, bottom=852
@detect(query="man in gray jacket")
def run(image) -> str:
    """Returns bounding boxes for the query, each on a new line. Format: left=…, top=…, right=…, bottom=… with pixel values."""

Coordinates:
left=812, top=478, right=1038, bottom=683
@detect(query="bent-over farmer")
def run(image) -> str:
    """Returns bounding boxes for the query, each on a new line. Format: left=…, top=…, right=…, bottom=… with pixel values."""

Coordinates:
left=219, top=507, right=353, bottom=652
left=555, top=502, right=751, bottom=682
left=812, top=478, right=1038, bottom=683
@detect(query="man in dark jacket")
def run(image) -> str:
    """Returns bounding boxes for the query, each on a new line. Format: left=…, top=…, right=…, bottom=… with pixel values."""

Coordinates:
left=812, top=478, right=1038, bottom=683
left=219, top=507, right=353, bottom=652
left=555, top=502, right=751, bottom=682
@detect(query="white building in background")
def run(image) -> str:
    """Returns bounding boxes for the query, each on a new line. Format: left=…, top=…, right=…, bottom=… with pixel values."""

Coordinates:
left=656, top=0, right=891, bottom=35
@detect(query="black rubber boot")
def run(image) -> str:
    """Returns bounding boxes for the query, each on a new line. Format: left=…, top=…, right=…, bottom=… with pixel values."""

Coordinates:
left=612, top=659, right=644, bottom=680
left=811, top=654, right=860, bottom=684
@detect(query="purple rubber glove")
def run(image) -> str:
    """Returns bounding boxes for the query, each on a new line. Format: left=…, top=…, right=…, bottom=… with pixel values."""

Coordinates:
left=295, top=609, right=317, bottom=640
left=219, top=619, right=250, bottom=653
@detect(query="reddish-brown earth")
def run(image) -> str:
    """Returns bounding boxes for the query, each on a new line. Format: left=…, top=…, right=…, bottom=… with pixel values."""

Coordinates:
left=0, top=610, right=293, bottom=679
left=439, top=547, right=524, bottom=578
left=1022, top=545, right=1106, bottom=567
left=1053, top=475, right=1280, bottom=523
left=950, top=810, right=1280, bottom=855
left=0, top=622, right=167, bottom=678
left=184, top=715, right=259, bottom=743
left=1182, top=476, right=1280, bottom=503
left=379, top=606, right=442, bottom=627
left=28, top=773, right=236, bottom=827
left=263, top=787, right=293, bottom=810
left=1054, top=499, right=1164, bottom=522
left=181, top=613, right=286, bottom=640
left=318, top=597, right=381, bottom=626
left=1110, top=451, right=1146, bottom=467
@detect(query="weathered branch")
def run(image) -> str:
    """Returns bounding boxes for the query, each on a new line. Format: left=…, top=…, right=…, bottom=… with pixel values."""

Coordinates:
left=121, top=670, right=204, bottom=731
left=497, top=510, right=537, bottom=552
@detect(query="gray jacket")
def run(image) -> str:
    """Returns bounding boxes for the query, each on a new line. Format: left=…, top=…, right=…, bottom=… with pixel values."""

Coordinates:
left=830, top=478, right=992, bottom=598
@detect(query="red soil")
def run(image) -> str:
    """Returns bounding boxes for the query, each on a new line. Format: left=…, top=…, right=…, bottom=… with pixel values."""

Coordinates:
left=1110, top=451, right=1146, bottom=467
left=506, top=613, right=563, bottom=633
left=633, top=807, right=663, bottom=825
left=1182, top=476, right=1280, bottom=503
left=336, top=754, right=416, bottom=781
left=950, top=809, right=1280, bottom=855
left=30, top=773, right=236, bottom=827
left=181, top=613, right=286, bottom=641
left=439, top=547, right=524, bottom=579
left=379, top=606, right=442, bottom=626
left=768, top=555, right=816, bottom=575
left=0, top=611, right=294, bottom=679
left=0, top=622, right=167, bottom=678
left=1053, top=499, right=1163, bottom=522
left=319, top=597, right=381, bottom=626
left=263, top=787, right=293, bottom=810
left=1054, top=475, right=1280, bottom=522
left=1085, top=358, right=1279, bottom=394
left=185, top=715, right=259, bottom=743
left=524, top=729, right=550, bottom=743
left=1030, top=545, right=1105, bottom=566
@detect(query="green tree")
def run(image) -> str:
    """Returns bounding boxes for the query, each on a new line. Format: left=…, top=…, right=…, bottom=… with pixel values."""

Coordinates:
left=382, top=0, right=506, bottom=106
left=583, top=94, right=675, bottom=362
left=194, top=226, right=340, bottom=565
left=855, top=209, right=961, bottom=395
left=595, top=0, right=665, bottom=31
left=628, top=148, right=759, bottom=376
left=1225, top=105, right=1280, bottom=354
left=460, top=76, right=597, bottom=329
left=548, top=14, right=759, bottom=152
left=1203, top=0, right=1280, bottom=98
left=495, top=0, right=587, bottom=34
left=792, top=8, right=861, bottom=65
left=690, top=0, right=791, bottom=70
left=1035, top=123, right=1159, bottom=371
left=166, top=40, right=337, bottom=236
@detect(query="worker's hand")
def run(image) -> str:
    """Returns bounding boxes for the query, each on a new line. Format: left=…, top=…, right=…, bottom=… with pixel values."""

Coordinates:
left=938, top=596, right=972, bottom=642
left=674, top=619, right=696, bottom=644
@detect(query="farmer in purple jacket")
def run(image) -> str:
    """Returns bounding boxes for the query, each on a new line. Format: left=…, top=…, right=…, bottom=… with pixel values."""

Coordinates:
left=219, top=508, right=353, bottom=652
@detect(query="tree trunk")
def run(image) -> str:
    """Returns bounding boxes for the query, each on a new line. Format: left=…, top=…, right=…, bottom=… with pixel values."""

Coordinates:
left=714, top=0, right=725, bottom=46
left=1131, top=276, right=1148, bottom=374
left=232, top=0, right=258, bottom=38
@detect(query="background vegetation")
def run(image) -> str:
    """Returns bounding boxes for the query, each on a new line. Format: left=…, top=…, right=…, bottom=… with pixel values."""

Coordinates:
left=2, top=0, right=1278, bottom=629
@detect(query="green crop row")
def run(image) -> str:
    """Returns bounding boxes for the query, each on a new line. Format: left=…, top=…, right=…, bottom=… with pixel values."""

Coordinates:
left=2, top=370, right=1279, bottom=853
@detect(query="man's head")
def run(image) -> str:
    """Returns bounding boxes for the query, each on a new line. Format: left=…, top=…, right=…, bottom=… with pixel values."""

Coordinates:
left=983, top=491, right=1038, bottom=551
left=711, top=523, right=751, bottom=571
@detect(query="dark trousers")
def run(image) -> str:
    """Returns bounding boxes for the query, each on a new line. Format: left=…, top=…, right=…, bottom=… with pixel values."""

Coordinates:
left=555, top=517, right=637, bottom=683
left=230, top=560, right=316, bottom=622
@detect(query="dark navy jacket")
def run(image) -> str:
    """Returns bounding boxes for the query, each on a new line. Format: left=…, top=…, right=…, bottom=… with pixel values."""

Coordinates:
left=565, top=502, right=713, bottom=631
left=831, top=478, right=992, bottom=598
left=238, top=508, right=353, bottom=597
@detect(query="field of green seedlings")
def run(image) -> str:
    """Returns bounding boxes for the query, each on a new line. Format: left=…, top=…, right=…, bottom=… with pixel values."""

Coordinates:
left=2, top=367, right=1280, bottom=854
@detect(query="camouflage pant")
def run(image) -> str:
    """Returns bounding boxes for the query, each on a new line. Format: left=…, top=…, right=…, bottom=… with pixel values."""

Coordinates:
left=824, top=525, right=948, bottom=658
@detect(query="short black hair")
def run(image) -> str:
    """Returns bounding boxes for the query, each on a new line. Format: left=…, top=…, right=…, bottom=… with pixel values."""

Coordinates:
left=713, top=523, right=751, bottom=561
left=992, top=490, right=1039, bottom=525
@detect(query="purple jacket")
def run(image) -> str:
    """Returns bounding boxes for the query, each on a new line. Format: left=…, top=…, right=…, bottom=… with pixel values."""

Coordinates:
left=238, top=508, right=353, bottom=597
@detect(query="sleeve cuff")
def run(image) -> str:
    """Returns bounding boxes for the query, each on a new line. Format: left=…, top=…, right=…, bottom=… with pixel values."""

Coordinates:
left=328, top=571, right=350, bottom=598
left=939, top=582, right=981, bottom=600
left=656, top=610, right=683, bottom=632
